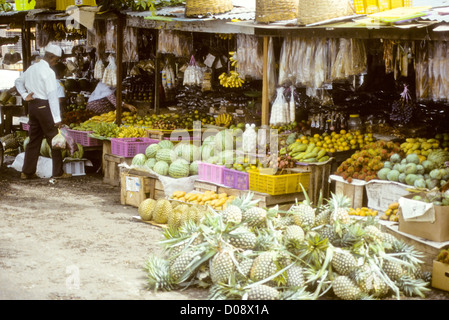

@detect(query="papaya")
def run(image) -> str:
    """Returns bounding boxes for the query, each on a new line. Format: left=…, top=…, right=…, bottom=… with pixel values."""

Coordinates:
left=316, top=149, right=327, bottom=160
left=292, top=144, right=307, bottom=153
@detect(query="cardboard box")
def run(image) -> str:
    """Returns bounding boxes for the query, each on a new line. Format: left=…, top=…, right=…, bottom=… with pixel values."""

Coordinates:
left=365, top=179, right=411, bottom=213
left=431, top=260, right=449, bottom=292
left=330, top=175, right=367, bottom=209
left=398, top=193, right=449, bottom=242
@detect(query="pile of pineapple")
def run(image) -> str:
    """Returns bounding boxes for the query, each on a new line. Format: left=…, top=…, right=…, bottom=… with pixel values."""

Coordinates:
left=142, top=188, right=431, bottom=300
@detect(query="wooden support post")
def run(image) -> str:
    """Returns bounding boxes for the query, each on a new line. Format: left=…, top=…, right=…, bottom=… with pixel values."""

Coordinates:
left=115, top=14, right=124, bottom=124
left=154, top=52, right=161, bottom=115
left=261, top=36, right=269, bottom=126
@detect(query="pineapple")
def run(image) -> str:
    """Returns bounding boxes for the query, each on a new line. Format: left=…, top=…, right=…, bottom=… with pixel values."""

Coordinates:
left=250, top=251, right=278, bottom=282
left=290, top=202, right=316, bottom=230
left=283, top=225, right=305, bottom=250
left=138, top=198, right=156, bottom=221
left=152, top=199, right=173, bottom=224
left=382, top=259, right=405, bottom=281
left=242, top=206, right=268, bottom=228
left=332, top=275, right=362, bottom=300
left=350, top=264, right=389, bottom=298
left=169, top=248, right=198, bottom=282
left=331, top=248, right=358, bottom=276
left=314, top=207, right=331, bottom=227
left=317, top=225, right=336, bottom=243
left=236, top=257, right=254, bottom=279
left=328, top=192, right=351, bottom=225
left=247, top=284, right=279, bottom=300
left=144, top=255, right=175, bottom=291
left=364, top=225, right=383, bottom=244
left=210, top=249, right=235, bottom=284
left=222, top=193, right=259, bottom=224
left=286, top=264, right=305, bottom=288
left=228, top=226, right=257, bottom=250
left=289, top=183, right=316, bottom=230
left=275, top=214, right=295, bottom=228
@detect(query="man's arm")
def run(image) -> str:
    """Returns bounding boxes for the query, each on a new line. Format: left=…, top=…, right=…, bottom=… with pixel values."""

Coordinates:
left=14, top=73, right=33, bottom=101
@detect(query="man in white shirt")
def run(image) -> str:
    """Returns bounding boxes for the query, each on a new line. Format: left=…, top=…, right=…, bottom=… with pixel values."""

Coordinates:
left=15, top=44, right=72, bottom=179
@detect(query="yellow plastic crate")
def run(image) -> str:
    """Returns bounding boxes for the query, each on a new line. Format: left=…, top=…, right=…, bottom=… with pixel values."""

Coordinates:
left=354, top=0, right=413, bottom=14
left=56, top=0, right=96, bottom=10
left=248, top=169, right=310, bottom=196
left=15, top=0, right=36, bottom=10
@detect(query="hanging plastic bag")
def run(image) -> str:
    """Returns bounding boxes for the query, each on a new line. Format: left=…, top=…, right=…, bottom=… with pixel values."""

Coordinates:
left=289, top=86, right=296, bottom=123
left=242, top=124, right=257, bottom=154
left=102, top=55, right=117, bottom=88
left=94, top=59, right=105, bottom=80
left=270, top=87, right=289, bottom=125
left=51, top=129, right=67, bottom=150
left=183, top=55, right=203, bottom=86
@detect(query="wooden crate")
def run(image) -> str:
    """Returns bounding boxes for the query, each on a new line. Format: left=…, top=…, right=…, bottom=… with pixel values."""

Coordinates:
left=291, top=161, right=332, bottom=205
left=120, top=171, right=166, bottom=207
left=333, top=178, right=367, bottom=209
left=103, top=153, right=133, bottom=186
left=193, top=180, right=305, bottom=210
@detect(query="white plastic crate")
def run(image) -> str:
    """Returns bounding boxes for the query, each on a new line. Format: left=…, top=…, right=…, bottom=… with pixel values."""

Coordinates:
left=63, top=160, right=86, bottom=176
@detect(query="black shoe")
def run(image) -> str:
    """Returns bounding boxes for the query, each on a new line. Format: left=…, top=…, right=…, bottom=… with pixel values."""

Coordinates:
left=21, top=173, right=39, bottom=180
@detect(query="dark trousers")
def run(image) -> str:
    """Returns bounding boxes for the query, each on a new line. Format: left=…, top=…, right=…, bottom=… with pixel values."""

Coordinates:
left=22, top=99, right=64, bottom=177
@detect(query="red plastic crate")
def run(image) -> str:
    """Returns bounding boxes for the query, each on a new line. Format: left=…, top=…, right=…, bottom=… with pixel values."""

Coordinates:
left=110, top=137, right=159, bottom=158
left=197, top=162, right=225, bottom=185
left=223, top=168, right=249, bottom=190
left=68, top=129, right=101, bottom=147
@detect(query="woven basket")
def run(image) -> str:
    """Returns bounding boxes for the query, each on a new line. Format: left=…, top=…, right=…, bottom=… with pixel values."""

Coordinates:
left=185, top=0, right=233, bottom=17
left=34, top=0, right=56, bottom=9
left=256, top=0, right=298, bottom=23
left=297, top=0, right=355, bottom=25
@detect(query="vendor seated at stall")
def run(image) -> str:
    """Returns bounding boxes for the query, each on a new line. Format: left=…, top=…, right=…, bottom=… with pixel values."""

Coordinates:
left=87, top=81, right=137, bottom=115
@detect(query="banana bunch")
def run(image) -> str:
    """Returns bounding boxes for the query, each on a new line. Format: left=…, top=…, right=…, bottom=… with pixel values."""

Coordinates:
left=215, top=113, right=233, bottom=127
left=218, top=71, right=244, bottom=88
left=116, top=125, right=146, bottom=138
left=229, top=51, right=237, bottom=67
left=218, top=33, right=233, bottom=40
left=90, top=111, right=117, bottom=123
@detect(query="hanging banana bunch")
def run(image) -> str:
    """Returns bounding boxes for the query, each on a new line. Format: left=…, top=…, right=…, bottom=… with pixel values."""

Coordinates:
left=215, top=113, right=233, bottom=127
left=217, top=33, right=234, bottom=40
left=218, top=51, right=245, bottom=88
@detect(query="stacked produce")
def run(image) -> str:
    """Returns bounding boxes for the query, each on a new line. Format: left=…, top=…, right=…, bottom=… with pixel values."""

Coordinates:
left=348, top=207, right=378, bottom=217
left=131, top=140, right=200, bottom=178
left=406, top=189, right=449, bottom=206
left=41, top=22, right=86, bottom=42
left=335, top=140, right=403, bottom=183
left=379, top=202, right=400, bottom=222
left=138, top=198, right=210, bottom=230
left=63, top=110, right=95, bottom=128
left=400, top=137, right=442, bottom=161
left=143, top=191, right=431, bottom=300
left=171, top=191, right=235, bottom=211
left=214, top=113, right=233, bottom=127
left=22, top=136, right=84, bottom=160
left=435, top=133, right=449, bottom=150
left=376, top=150, right=449, bottom=189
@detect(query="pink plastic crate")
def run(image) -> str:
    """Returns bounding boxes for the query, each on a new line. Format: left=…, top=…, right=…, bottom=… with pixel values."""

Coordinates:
left=198, top=162, right=225, bottom=185
left=68, top=129, right=101, bottom=147
left=223, top=168, right=249, bottom=190
left=110, top=137, right=158, bottom=158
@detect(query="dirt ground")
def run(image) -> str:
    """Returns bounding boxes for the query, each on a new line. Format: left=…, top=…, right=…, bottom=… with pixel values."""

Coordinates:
left=1, top=154, right=448, bottom=301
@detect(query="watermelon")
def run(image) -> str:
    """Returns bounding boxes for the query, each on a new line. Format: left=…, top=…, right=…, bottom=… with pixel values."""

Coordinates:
left=40, top=139, right=51, bottom=158
left=153, top=160, right=169, bottom=176
left=169, top=159, right=190, bottom=178
left=214, top=130, right=234, bottom=153
left=190, top=160, right=199, bottom=175
left=201, top=144, right=214, bottom=162
left=132, top=153, right=147, bottom=166
left=145, top=143, right=160, bottom=158
left=202, top=135, right=215, bottom=146
left=158, top=140, right=174, bottom=150
left=155, top=148, right=177, bottom=164
left=178, top=143, right=200, bottom=163
left=144, top=158, right=157, bottom=170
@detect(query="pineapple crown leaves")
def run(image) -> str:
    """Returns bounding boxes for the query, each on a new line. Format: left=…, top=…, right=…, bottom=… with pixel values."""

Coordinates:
left=395, top=275, right=430, bottom=298
left=144, top=255, right=176, bottom=292
left=280, top=286, right=315, bottom=300
left=327, top=192, right=352, bottom=211
left=230, top=192, right=260, bottom=211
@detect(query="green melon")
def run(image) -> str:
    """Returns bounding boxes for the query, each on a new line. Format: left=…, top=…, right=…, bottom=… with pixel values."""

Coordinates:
left=190, top=160, right=199, bottom=175
left=155, top=148, right=177, bottom=164
left=178, top=144, right=200, bottom=163
left=153, top=160, right=169, bottom=176
left=377, top=168, right=391, bottom=180
left=70, top=143, right=84, bottom=159
left=144, top=158, right=157, bottom=170
left=40, top=139, right=51, bottom=158
left=201, top=144, right=215, bottom=162
left=406, top=153, right=420, bottom=165
left=169, top=159, right=190, bottom=178
left=132, top=153, right=147, bottom=166
left=158, top=140, right=174, bottom=150
left=214, top=130, right=234, bottom=153
left=145, top=143, right=160, bottom=158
